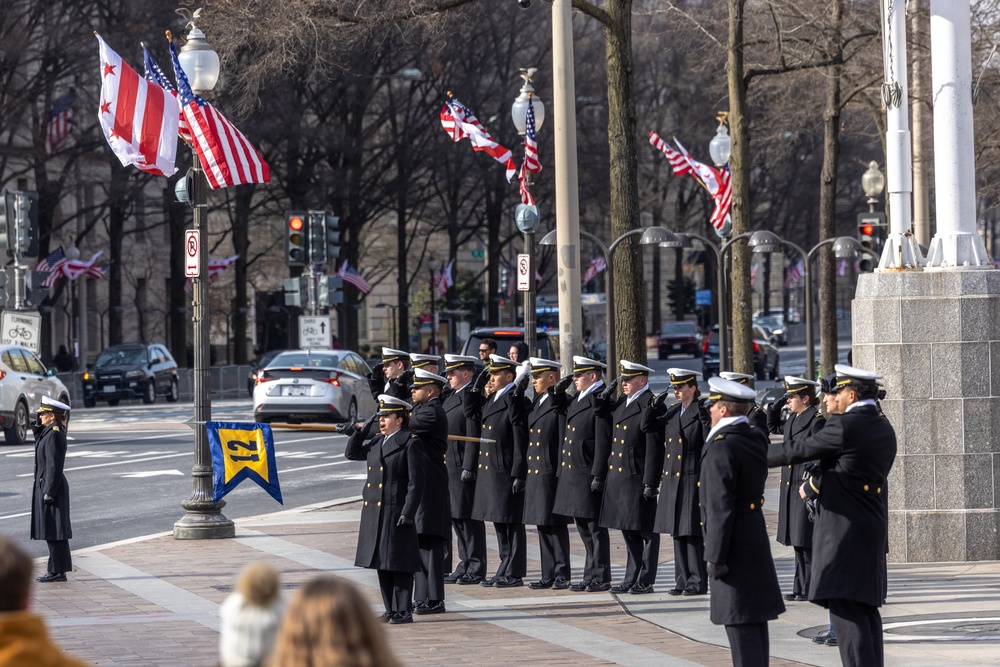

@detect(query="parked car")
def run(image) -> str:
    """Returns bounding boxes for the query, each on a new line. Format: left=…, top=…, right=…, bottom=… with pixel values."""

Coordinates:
left=757, top=386, right=792, bottom=423
left=460, top=327, right=558, bottom=361
left=0, top=345, right=72, bottom=446
left=588, top=340, right=607, bottom=363
left=701, top=325, right=780, bottom=380
left=658, top=321, right=702, bottom=358
left=753, top=314, right=787, bottom=346
left=253, top=349, right=378, bottom=424
left=246, top=349, right=287, bottom=397
left=82, top=343, right=179, bottom=407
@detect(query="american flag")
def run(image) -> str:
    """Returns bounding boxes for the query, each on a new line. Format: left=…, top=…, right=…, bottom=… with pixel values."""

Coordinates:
left=97, top=34, right=179, bottom=177
left=523, top=99, right=541, bottom=174
left=656, top=133, right=732, bottom=233
left=784, top=259, right=805, bottom=288
left=649, top=131, right=691, bottom=176
left=43, top=91, right=75, bottom=156
left=41, top=249, right=106, bottom=287
left=38, top=247, right=68, bottom=287
left=440, top=96, right=516, bottom=182
left=143, top=44, right=192, bottom=144
left=583, top=256, right=607, bottom=284
left=750, top=261, right=758, bottom=288
left=519, top=170, right=535, bottom=206
left=168, top=40, right=270, bottom=190
left=337, top=260, right=372, bottom=294
left=710, top=166, right=733, bottom=232
left=435, top=259, right=454, bottom=297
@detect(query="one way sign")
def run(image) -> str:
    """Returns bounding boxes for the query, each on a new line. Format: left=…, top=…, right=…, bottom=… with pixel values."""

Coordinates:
left=298, top=316, right=332, bottom=349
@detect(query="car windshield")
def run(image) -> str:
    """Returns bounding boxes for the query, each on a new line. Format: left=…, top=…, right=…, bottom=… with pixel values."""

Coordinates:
left=95, top=348, right=147, bottom=367
left=662, top=323, right=697, bottom=336
left=270, top=351, right=342, bottom=369
left=755, top=316, right=782, bottom=329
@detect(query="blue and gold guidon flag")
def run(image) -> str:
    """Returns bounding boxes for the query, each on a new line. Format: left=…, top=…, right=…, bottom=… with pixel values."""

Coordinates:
left=208, top=421, right=282, bottom=504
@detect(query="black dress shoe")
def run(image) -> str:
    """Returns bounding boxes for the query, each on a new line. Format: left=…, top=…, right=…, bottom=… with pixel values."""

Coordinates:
left=528, top=579, right=554, bottom=589
left=36, top=572, right=66, bottom=583
left=610, top=582, right=634, bottom=593
left=380, top=611, right=395, bottom=623
left=413, top=600, right=446, bottom=615
left=666, top=588, right=683, bottom=596
left=812, top=630, right=831, bottom=644
left=494, top=576, right=523, bottom=588
left=681, top=589, right=704, bottom=596
left=569, top=580, right=592, bottom=592
left=630, top=583, right=654, bottom=595
left=458, top=574, right=484, bottom=585
left=479, top=576, right=497, bottom=587
left=389, top=611, right=413, bottom=624
left=412, top=601, right=428, bottom=612
left=444, top=572, right=462, bottom=584
left=552, top=578, right=570, bottom=590
left=586, top=581, right=612, bottom=592
left=783, top=592, right=803, bottom=601
left=823, top=635, right=839, bottom=647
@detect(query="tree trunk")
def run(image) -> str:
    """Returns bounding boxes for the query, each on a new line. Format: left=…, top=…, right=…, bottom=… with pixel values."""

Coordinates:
left=727, top=0, right=753, bottom=377
left=818, top=0, right=843, bottom=378
left=604, top=0, right=645, bottom=369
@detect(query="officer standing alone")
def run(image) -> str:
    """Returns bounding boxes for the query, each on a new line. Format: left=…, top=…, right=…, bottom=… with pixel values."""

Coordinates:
left=31, top=396, right=74, bottom=583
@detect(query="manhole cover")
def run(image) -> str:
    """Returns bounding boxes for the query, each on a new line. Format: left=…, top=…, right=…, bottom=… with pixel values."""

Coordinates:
left=882, top=617, right=1000, bottom=642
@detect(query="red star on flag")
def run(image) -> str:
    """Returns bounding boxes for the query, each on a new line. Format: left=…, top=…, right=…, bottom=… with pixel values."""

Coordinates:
left=103, top=62, right=116, bottom=77
left=100, top=100, right=111, bottom=114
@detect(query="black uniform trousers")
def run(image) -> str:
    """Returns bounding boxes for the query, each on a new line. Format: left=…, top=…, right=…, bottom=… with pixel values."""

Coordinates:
left=47, top=540, right=72, bottom=574
left=415, top=534, right=447, bottom=603
left=376, top=569, right=414, bottom=614
left=575, top=518, right=611, bottom=584
left=828, top=598, right=884, bottom=667
left=493, top=522, right=527, bottom=579
left=451, top=518, right=487, bottom=578
left=673, top=535, right=707, bottom=593
left=792, top=546, right=811, bottom=597
left=621, top=530, right=659, bottom=586
left=725, top=622, right=769, bottom=667
left=537, top=525, right=571, bottom=582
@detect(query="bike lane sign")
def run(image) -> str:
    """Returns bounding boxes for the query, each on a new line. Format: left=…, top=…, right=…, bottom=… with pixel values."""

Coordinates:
left=2, top=311, right=41, bottom=353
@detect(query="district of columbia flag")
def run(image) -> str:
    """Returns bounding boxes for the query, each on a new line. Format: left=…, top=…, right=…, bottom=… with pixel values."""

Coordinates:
left=440, top=95, right=516, bottom=182
left=96, top=33, right=179, bottom=177
left=208, top=421, right=282, bottom=504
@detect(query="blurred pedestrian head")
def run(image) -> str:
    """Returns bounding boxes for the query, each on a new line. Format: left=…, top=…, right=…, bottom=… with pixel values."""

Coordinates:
left=0, top=534, right=33, bottom=612
left=219, top=561, right=284, bottom=667
left=269, top=575, right=400, bottom=667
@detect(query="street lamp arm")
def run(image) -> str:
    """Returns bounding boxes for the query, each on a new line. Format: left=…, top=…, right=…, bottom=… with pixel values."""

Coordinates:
left=579, top=229, right=611, bottom=259
left=720, top=231, right=755, bottom=258
left=806, top=237, right=835, bottom=264
left=606, top=227, right=644, bottom=256
left=681, top=232, right=722, bottom=264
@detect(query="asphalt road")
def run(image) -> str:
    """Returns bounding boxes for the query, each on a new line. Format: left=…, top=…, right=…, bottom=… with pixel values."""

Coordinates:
left=0, top=340, right=847, bottom=559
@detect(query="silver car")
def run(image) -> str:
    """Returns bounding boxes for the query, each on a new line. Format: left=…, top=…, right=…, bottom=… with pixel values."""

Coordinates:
left=0, top=344, right=72, bottom=446
left=252, top=349, right=378, bottom=424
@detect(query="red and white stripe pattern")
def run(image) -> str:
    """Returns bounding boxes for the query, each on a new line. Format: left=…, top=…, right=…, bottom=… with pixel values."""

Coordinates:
left=523, top=99, right=541, bottom=174
left=649, top=131, right=692, bottom=176
left=97, top=34, right=179, bottom=177
left=168, top=41, right=269, bottom=190
left=710, top=165, right=733, bottom=232
left=44, top=92, right=75, bottom=156
left=337, top=261, right=373, bottom=294
left=655, top=132, right=733, bottom=233
left=583, top=256, right=607, bottom=284
left=143, top=45, right=192, bottom=145
left=435, top=259, right=454, bottom=297
left=440, top=96, right=516, bottom=182
left=44, top=250, right=106, bottom=287
left=184, top=255, right=239, bottom=292
left=784, top=259, right=805, bottom=288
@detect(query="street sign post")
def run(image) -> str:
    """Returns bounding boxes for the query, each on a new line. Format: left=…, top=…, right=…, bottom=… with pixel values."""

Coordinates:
left=517, top=253, right=530, bottom=291
left=184, top=229, right=200, bottom=278
left=1, top=310, right=41, bottom=353
left=298, top=315, right=332, bottom=349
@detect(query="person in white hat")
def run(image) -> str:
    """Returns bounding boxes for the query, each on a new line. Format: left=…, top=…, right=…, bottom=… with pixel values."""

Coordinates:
left=440, top=355, right=487, bottom=585
left=640, top=368, right=710, bottom=596
left=30, top=396, right=73, bottom=583
left=551, top=355, right=612, bottom=592
left=409, top=353, right=441, bottom=373
left=343, top=395, right=422, bottom=624
left=767, top=364, right=897, bottom=666
left=597, top=361, right=659, bottom=595
left=367, top=348, right=413, bottom=402
left=766, top=376, right=825, bottom=603
left=701, top=378, right=785, bottom=666
left=718, top=372, right=767, bottom=433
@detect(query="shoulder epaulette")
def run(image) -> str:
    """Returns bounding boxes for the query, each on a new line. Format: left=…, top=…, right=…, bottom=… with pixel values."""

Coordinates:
left=713, top=433, right=725, bottom=441
left=52, top=425, right=60, bottom=432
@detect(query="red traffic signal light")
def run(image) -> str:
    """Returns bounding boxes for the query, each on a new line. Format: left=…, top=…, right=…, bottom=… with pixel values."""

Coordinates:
left=859, top=223, right=875, bottom=237
left=285, top=212, right=307, bottom=266
left=288, top=216, right=304, bottom=231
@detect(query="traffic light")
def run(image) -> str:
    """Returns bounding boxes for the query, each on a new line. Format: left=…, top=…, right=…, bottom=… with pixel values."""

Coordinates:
left=317, top=274, right=329, bottom=308
left=0, top=268, right=7, bottom=308
left=285, top=211, right=307, bottom=266
left=1, top=190, right=39, bottom=258
left=325, top=215, right=341, bottom=264
left=857, top=213, right=886, bottom=272
left=329, top=275, right=344, bottom=305
left=307, top=210, right=327, bottom=264
left=25, top=270, right=49, bottom=306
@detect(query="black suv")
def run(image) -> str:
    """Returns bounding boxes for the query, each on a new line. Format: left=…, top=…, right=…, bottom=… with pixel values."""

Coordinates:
left=82, top=343, right=179, bottom=407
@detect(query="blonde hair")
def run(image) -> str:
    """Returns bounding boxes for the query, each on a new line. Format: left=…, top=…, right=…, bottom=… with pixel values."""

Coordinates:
left=268, top=576, right=400, bottom=667
left=236, top=561, right=281, bottom=608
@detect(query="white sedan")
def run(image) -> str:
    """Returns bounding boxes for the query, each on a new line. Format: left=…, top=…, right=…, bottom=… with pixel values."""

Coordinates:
left=0, top=344, right=72, bottom=446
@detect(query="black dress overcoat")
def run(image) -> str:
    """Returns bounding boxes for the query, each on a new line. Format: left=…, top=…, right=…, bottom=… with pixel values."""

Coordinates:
left=444, top=385, right=478, bottom=519
left=345, top=427, right=423, bottom=572
left=747, top=404, right=768, bottom=434
left=521, top=392, right=570, bottom=526
left=701, top=420, right=785, bottom=626
left=31, top=423, right=72, bottom=541
left=767, top=404, right=896, bottom=607
left=774, top=406, right=825, bottom=548
left=599, top=390, right=655, bottom=531
left=468, top=387, right=528, bottom=524
left=408, top=397, right=452, bottom=539
left=552, top=388, right=612, bottom=519
left=643, top=402, right=711, bottom=536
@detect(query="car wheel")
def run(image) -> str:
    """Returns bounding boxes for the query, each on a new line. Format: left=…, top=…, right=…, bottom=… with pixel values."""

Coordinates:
left=3, top=400, right=29, bottom=446
left=142, top=379, right=156, bottom=404
left=166, top=378, right=179, bottom=403
left=83, top=396, right=96, bottom=408
left=346, top=399, right=358, bottom=424
left=107, top=399, right=120, bottom=407
left=59, top=396, right=71, bottom=427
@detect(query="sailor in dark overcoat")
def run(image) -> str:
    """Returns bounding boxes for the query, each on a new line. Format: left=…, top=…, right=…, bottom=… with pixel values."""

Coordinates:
left=719, top=372, right=767, bottom=434
left=552, top=355, right=612, bottom=592
left=642, top=368, right=710, bottom=596
left=594, top=361, right=659, bottom=594
left=367, top=347, right=413, bottom=401
left=30, top=397, right=73, bottom=583
left=766, top=376, right=825, bottom=602
left=344, top=395, right=424, bottom=624
left=701, top=378, right=785, bottom=667
left=407, top=368, right=452, bottom=615
left=522, top=357, right=571, bottom=590
left=442, top=354, right=487, bottom=585
left=466, top=355, right=529, bottom=587
left=767, top=365, right=897, bottom=667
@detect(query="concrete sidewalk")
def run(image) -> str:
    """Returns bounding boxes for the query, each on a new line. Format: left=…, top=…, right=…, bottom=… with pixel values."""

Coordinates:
left=25, top=493, right=1000, bottom=666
